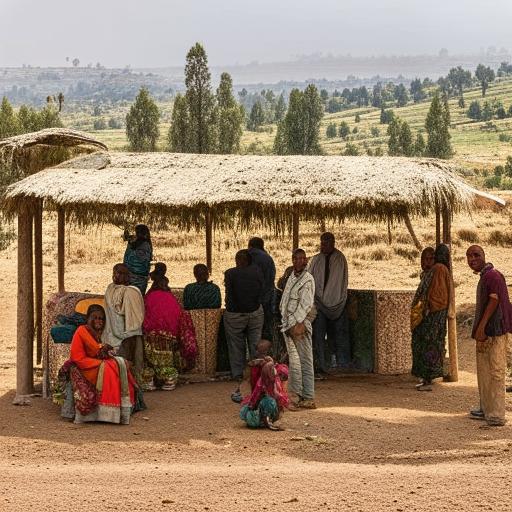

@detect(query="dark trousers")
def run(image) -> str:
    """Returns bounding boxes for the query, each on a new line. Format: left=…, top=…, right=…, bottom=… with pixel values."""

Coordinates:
left=261, top=300, right=274, bottom=342
left=223, top=306, right=264, bottom=379
left=312, top=309, right=350, bottom=373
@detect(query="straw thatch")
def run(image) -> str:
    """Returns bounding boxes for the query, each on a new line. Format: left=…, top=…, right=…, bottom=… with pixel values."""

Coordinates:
left=2, top=149, right=504, bottom=231
left=0, top=128, right=107, bottom=177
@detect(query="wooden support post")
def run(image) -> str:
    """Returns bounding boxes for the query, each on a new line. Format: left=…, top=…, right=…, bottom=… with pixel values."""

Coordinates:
left=57, top=208, right=65, bottom=293
left=435, top=207, right=441, bottom=247
left=34, top=201, right=43, bottom=365
left=14, top=207, right=35, bottom=404
left=387, top=217, right=392, bottom=245
left=292, top=209, right=299, bottom=250
left=404, top=213, right=422, bottom=251
left=443, top=208, right=459, bottom=382
left=205, top=209, right=213, bottom=273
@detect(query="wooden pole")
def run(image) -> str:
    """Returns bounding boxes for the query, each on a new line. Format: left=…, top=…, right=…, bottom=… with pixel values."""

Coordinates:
left=34, top=201, right=43, bottom=365
left=14, top=207, right=35, bottom=404
left=205, top=209, right=213, bottom=273
left=57, top=208, right=65, bottom=293
left=404, top=213, right=422, bottom=251
left=387, top=217, right=392, bottom=245
left=435, top=207, right=441, bottom=247
left=292, top=210, right=299, bottom=250
left=443, top=208, right=459, bottom=382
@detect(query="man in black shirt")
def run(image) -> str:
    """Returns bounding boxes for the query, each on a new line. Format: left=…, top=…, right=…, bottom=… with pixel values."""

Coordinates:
left=248, top=237, right=276, bottom=341
left=224, top=249, right=265, bottom=379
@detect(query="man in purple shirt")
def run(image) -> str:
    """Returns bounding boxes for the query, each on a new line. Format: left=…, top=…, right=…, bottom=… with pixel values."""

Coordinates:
left=467, top=245, right=511, bottom=426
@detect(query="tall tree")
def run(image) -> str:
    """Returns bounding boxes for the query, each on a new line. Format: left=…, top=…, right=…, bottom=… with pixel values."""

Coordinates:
left=0, top=97, right=19, bottom=140
left=425, top=93, right=452, bottom=159
left=475, top=64, right=496, bottom=97
left=57, top=92, right=65, bottom=112
left=247, top=102, right=264, bottom=131
left=125, top=87, right=160, bottom=152
left=394, top=83, right=409, bottom=107
left=216, top=72, right=244, bottom=154
left=399, top=120, right=414, bottom=156
left=387, top=118, right=402, bottom=156
left=410, top=78, right=426, bottom=103
left=273, top=86, right=323, bottom=155
left=184, top=43, right=217, bottom=153
left=447, top=66, right=472, bottom=98
left=168, top=94, right=190, bottom=152
left=274, top=93, right=286, bottom=123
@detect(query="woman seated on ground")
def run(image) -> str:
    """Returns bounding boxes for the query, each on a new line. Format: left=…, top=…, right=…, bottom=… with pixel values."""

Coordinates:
left=143, top=263, right=198, bottom=388
left=59, top=304, right=143, bottom=424
left=183, top=264, right=222, bottom=310
left=411, top=244, right=451, bottom=391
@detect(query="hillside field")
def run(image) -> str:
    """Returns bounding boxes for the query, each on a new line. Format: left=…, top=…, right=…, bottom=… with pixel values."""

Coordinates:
left=60, top=78, right=512, bottom=174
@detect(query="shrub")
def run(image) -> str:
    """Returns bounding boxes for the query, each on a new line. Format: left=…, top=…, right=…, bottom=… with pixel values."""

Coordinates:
left=343, top=142, right=360, bottom=156
left=483, top=175, right=501, bottom=188
left=370, top=126, right=380, bottom=137
left=498, top=133, right=511, bottom=143
left=488, top=230, right=512, bottom=246
left=494, top=165, right=504, bottom=176
left=355, top=113, right=361, bottom=123
left=394, top=246, right=419, bottom=261
left=500, top=177, right=512, bottom=190
left=457, top=229, right=479, bottom=243
left=374, top=146, right=384, bottom=156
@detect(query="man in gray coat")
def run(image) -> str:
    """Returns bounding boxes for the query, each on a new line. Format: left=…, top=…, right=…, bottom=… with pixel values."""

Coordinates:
left=307, top=232, right=349, bottom=376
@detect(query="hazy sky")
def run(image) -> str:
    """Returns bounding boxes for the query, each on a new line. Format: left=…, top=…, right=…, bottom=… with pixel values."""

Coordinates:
left=1, top=0, right=511, bottom=67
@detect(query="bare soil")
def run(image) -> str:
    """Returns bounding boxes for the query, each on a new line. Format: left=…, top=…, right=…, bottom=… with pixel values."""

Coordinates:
left=1, top=213, right=511, bottom=511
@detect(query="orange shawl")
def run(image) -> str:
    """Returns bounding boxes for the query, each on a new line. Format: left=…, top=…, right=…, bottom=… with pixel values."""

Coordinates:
left=70, top=325, right=103, bottom=385
left=428, top=263, right=450, bottom=313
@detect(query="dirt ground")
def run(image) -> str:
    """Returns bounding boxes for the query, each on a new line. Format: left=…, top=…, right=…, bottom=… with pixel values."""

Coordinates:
left=1, top=212, right=512, bottom=511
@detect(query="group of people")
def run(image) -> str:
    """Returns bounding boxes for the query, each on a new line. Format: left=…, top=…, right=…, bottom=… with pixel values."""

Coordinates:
left=411, top=243, right=512, bottom=427
left=60, top=225, right=219, bottom=425
left=59, top=222, right=510, bottom=429
left=224, top=232, right=350, bottom=423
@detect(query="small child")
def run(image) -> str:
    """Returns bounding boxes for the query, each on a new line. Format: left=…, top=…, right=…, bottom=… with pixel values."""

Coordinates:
left=231, top=339, right=272, bottom=403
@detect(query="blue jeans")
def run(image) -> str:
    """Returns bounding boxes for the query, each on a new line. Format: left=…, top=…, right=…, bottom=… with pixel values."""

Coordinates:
left=312, top=309, right=350, bottom=373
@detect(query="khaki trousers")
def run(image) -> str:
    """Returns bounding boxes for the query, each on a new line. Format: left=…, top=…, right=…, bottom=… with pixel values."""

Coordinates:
left=476, top=334, right=507, bottom=425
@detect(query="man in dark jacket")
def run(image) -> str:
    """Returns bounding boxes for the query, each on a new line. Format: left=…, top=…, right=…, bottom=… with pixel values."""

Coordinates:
left=248, top=237, right=276, bottom=341
left=224, top=249, right=265, bottom=380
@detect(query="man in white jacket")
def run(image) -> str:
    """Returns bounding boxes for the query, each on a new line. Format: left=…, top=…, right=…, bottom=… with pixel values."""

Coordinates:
left=280, top=248, right=316, bottom=409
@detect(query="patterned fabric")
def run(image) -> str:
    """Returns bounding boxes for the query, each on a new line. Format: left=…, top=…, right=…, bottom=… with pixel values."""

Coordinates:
left=58, top=360, right=97, bottom=416
left=240, top=396, right=279, bottom=428
left=183, top=282, right=222, bottom=310
left=411, top=309, right=447, bottom=380
left=189, top=309, right=223, bottom=375
left=178, top=310, right=198, bottom=366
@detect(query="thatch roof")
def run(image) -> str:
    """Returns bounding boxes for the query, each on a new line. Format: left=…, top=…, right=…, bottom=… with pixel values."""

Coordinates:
left=2, top=147, right=504, bottom=231
left=0, top=128, right=107, bottom=176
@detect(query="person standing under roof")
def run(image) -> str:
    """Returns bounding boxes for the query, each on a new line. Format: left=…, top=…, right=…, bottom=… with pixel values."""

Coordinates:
left=223, top=249, right=265, bottom=381
left=411, top=245, right=451, bottom=391
left=102, top=263, right=145, bottom=381
left=308, top=232, right=349, bottom=377
left=123, top=224, right=153, bottom=296
left=467, top=245, right=511, bottom=426
left=248, top=237, right=276, bottom=341
left=280, top=248, right=316, bottom=409
left=183, top=264, right=222, bottom=310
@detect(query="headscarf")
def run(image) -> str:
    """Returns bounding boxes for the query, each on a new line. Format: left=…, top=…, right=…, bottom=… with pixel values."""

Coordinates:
left=130, top=224, right=152, bottom=250
left=149, top=262, right=171, bottom=292
left=434, top=243, right=450, bottom=269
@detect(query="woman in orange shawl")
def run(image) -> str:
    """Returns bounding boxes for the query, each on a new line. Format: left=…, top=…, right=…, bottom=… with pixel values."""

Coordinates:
left=60, top=304, right=142, bottom=424
left=411, top=244, right=451, bottom=391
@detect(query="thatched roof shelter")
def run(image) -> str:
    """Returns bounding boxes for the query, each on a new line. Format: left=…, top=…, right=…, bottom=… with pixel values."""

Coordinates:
left=3, top=150, right=504, bottom=231
left=0, top=128, right=505, bottom=403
